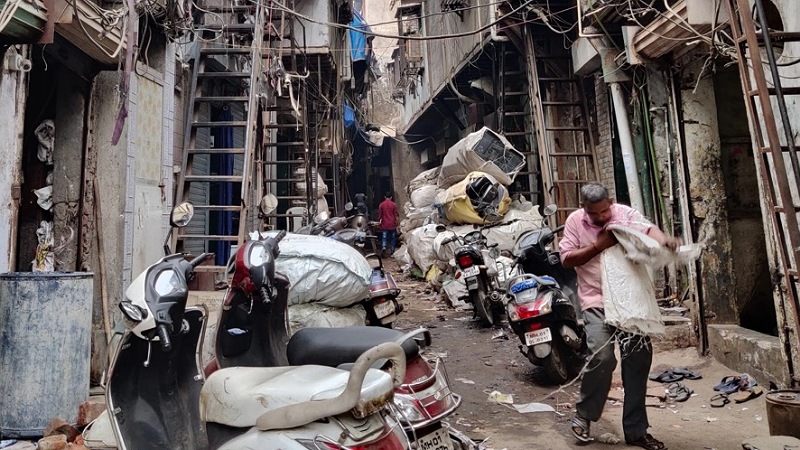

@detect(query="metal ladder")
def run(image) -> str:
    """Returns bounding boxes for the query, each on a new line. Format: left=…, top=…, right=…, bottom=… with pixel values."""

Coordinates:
left=174, top=1, right=268, bottom=272
left=497, top=42, right=540, bottom=205
left=523, top=30, right=599, bottom=224
left=725, top=0, right=800, bottom=383
left=260, top=0, right=318, bottom=231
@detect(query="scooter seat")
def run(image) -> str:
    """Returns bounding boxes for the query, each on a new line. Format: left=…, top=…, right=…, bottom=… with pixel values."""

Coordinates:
left=287, top=326, right=419, bottom=367
left=200, top=364, right=393, bottom=429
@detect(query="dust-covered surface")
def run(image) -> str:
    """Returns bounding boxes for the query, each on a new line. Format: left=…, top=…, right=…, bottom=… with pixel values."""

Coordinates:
left=388, top=264, right=772, bottom=450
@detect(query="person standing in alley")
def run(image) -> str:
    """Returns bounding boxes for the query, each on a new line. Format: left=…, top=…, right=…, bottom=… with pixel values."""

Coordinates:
left=354, top=192, right=368, bottom=215
left=378, top=191, right=399, bottom=257
left=560, top=183, right=679, bottom=450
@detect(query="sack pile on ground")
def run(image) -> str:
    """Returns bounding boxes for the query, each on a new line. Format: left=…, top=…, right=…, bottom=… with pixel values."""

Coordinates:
left=394, top=128, right=538, bottom=306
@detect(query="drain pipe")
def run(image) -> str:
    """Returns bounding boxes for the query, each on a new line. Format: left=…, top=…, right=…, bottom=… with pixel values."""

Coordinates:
left=585, top=27, right=645, bottom=212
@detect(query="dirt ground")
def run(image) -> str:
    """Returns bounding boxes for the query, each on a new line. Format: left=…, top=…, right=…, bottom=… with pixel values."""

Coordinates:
left=387, top=267, right=773, bottom=450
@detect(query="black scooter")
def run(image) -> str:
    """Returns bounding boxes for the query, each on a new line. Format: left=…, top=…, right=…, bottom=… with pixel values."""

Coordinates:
left=507, top=205, right=585, bottom=384
left=444, top=229, right=503, bottom=327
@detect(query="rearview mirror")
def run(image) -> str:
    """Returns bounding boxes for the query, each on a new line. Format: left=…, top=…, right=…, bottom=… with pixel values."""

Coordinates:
left=170, top=202, right=194, bottom=227
left=259, top=194, right=278, bottom=215
left=314, top=211, right=330, bottom=223
left=543, top=204, right=558, bottom=217
left=344, top=202, right=354, bottom=212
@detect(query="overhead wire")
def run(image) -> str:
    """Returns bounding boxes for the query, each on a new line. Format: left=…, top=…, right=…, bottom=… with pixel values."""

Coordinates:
left=269, top=0, right=537, bottom=41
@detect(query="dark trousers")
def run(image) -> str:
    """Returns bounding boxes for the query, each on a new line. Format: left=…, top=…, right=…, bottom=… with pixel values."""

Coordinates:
left=381, top=229, right=397, bottom=254
left=576, top=308, right=653, bottom=442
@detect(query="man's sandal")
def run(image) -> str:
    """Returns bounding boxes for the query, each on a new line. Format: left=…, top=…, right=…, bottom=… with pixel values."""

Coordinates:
left=710, top=393, right=730, bottom=408
left=626, top=433, right=668, bottom=450
left=570, top=415, right=592, bottom=443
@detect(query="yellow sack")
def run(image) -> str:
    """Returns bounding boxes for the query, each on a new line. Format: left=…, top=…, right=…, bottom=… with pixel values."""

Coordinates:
left=442, top=172, right=510, bottom=224
left=425, top=265, right=441, bottom=282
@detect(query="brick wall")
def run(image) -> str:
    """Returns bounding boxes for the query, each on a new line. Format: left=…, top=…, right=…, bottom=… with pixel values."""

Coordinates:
left=593, top=74, right=616, bottom=199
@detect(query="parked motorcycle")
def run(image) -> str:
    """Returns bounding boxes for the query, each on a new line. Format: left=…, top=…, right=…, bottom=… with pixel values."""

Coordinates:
left=507, top=204, right=585, bottom=384
left=363, top=253, right=404, bottom=327
left=108, top=202, right=410, bottom=450
left=288, top=327, right=476, bottom=450
left=213, top=232, right=475, bottom=450
left=443, top=228, right=504, bottom=327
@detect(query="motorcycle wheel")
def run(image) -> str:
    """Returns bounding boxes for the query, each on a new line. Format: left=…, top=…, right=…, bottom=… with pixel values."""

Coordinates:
left=469, top=279, right=494, bottom=327
left=539, top=337, right=571, bottom=385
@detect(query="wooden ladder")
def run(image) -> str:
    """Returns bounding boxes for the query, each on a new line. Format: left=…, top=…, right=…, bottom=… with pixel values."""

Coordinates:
left=523, top=30, right=599, bottom=224
left=725, top=0, right=800, bottom=383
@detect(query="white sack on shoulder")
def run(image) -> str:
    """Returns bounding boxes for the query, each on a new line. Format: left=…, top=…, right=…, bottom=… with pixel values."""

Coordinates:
left=601, top=225, right=703, bottom=336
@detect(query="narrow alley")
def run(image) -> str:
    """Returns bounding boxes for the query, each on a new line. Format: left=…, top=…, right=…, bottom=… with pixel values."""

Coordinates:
left=0, top=0, right=799, bottom=449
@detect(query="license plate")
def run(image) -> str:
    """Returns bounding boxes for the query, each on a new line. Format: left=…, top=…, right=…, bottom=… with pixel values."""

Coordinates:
left=461, top=266, right=480, bottom=277
left=373, top=300, right=395, bottom=319
left=524, top=327, right=552, bottom=346
left=417, top=427, right=455, bottom=450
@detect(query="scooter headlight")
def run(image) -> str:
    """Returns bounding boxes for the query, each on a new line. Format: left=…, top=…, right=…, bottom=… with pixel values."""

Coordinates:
left=154, top=269, right=181, bottom=297
left=247, top=242, right=268, bottom=267
left=119, top=301, right=147, bottom=322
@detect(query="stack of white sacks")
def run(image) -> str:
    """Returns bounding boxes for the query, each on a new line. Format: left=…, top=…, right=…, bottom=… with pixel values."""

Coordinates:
left=393, top=127, right=542, bottom=306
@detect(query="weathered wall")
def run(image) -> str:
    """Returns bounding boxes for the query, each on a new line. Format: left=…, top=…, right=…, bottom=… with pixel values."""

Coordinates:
left=713, top=68, right=773, bottom=331
left=0, top=48, right=29, bottom=273
left=89, top=71, right=129, bottom=378
left=132, top=72, right=168, bottom=277
left=294, top=0, right=332, bottom=50
left=390, top=139, right=423, bottom=217
left=52, top=70, right=88, bottom=271
left=678, top=57, right=737, bottom=324
left=593, top=74, right=616, bottom=199
left=399, top=2, right=491, bottom=132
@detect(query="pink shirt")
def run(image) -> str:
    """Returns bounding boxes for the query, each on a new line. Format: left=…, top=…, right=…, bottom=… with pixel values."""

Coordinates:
left=558, top=203, right=653, bottom=310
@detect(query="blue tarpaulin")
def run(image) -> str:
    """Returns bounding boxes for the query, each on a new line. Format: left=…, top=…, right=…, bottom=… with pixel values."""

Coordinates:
left=348, top=11, right=371, bottom=62
left=344, top=103, right=357, bottom=129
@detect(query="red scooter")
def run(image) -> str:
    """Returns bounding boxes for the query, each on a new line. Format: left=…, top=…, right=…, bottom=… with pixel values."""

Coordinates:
left=363, top=253, right=403, bottom=327
left=210, top=233, right=476, bottom=450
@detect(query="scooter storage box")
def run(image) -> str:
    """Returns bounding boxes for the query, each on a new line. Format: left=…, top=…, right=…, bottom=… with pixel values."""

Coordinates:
left=510, top=279, right=539, bottom=303
left=369, top=270, right=400, bottom=298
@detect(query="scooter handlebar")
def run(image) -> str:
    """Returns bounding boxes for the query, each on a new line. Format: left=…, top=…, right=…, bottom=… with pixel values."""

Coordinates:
left=188, top=252, right=214, bottom=268
left=156, top=324, right=172, bottom=353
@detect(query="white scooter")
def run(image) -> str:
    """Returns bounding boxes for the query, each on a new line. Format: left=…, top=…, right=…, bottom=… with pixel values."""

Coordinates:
left=106, top=202, right=411, bottom=450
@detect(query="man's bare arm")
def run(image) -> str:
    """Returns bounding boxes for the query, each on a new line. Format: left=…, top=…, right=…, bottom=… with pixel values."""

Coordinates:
left=646, top=227, right=681, bottom=250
